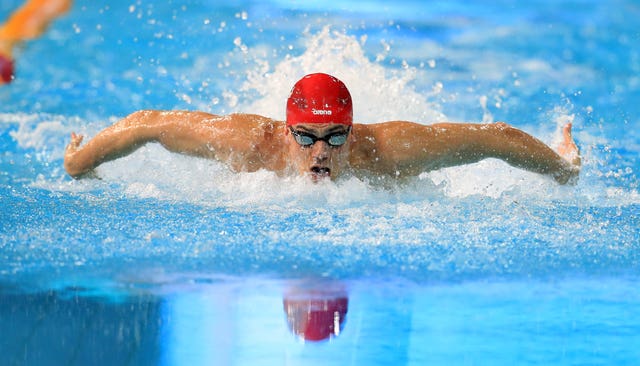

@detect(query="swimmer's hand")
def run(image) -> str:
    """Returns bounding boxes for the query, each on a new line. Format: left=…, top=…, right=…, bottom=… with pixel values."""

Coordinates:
left=64, top=132, right=90, bottom=178
left=555, top=123, right=581, bottom=184
left=557, top=123, right=581, bottom=167
left=66, top=132, right=83, bottom=151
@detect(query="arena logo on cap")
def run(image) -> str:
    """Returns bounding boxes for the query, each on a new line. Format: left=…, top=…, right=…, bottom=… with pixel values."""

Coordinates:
left=286, top=73, right=353, bottom=126
left=312, top=109, right=332, bottom=116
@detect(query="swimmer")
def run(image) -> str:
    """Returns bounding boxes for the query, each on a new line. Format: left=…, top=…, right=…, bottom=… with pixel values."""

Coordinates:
left=64, top=73, right=581, bottom=184
left=0, top=0, right=72, bottom=84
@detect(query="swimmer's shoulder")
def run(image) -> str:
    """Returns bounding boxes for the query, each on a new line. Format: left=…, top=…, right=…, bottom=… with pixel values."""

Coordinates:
left=350, top=120, right=434, bottom=167
left=226, top=113, right=280, bottom=124
left=204, top=113, right=281, bottom=131
left=225, top=113, right=283, bottom=129
left=219, top=113, right=285, bottom=142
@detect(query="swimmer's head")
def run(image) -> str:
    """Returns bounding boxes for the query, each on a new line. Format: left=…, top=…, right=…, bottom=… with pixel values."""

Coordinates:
left=286, top=73, right=353, bottom=127
left=0, top=54, right=14, bottom=84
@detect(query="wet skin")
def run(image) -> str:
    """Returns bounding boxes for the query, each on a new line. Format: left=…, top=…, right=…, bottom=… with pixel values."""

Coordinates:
left=64, top=111, right=580, bottom=185
left=285, top=123, right=352, bottom=182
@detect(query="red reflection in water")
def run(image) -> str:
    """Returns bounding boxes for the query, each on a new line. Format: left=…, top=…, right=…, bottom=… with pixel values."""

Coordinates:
left=283, top=290, right=348, bottom=342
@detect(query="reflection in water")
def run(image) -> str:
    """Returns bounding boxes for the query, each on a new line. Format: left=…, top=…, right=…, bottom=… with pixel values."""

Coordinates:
left=0, top=279, right=362, bottom=365
left=283, top=284, right=349, bottom=342
left=0, top=288, right=162, bottom=366
left=3, top=275, right=637, bottom=364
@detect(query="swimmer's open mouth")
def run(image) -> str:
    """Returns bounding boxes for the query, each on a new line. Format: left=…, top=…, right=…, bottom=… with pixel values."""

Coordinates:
left=310, top=166, right=331, bottom=179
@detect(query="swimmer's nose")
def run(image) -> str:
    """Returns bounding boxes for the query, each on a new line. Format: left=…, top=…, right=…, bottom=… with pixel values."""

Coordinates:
left=0, top=54, right=14, bottom=84
left=311, top=140, right=330, bottom=162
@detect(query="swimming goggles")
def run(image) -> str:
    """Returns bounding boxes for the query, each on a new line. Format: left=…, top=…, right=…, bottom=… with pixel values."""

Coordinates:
left=289, top=127, right=350, bottom=147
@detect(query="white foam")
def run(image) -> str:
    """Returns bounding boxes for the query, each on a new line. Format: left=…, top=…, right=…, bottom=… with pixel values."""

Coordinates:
left=2, top=112, right=106, bottom=160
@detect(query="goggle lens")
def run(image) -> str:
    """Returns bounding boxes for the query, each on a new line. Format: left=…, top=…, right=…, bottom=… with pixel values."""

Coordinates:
left=290, top=128, right=350, bottom=147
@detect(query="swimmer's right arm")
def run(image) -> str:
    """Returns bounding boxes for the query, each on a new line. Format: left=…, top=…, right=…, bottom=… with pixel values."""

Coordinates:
left=64, top=110, right=225, bottom=178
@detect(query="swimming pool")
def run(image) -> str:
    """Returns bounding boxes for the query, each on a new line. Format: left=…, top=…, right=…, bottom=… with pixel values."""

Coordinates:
left=1, top=0, right=639, bottom=364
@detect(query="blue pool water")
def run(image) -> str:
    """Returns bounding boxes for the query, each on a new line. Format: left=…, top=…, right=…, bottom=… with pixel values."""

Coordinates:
left=1, top=0, right=639, bottom=364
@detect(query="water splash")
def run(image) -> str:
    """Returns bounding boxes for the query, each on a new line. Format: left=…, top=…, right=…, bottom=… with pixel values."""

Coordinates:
left=237, top=26, right=446, bottom=124
left=0, top=28, right=632, bottom=209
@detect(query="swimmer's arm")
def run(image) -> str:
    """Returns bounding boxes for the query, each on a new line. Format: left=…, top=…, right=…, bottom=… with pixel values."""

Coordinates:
left=465, top=122, right=581, bottom=184
left=371, top=121, right=580, bottom=184
left=64, top=110, right=237, bottom=178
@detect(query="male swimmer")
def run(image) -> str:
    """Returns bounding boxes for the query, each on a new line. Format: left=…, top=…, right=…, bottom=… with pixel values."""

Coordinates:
left=64, top=73, right=581, bottom=184
left=0, top=0, right=72, bottom=84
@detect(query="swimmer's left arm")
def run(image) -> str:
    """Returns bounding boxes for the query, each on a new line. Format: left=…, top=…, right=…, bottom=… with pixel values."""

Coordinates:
left=368, top=121, right=580, bottom=184
left=469, top=122, right=581, bottom=184
left=436, top=122, right=581, bottom=184
left=479, top=123, right=581, bottom=184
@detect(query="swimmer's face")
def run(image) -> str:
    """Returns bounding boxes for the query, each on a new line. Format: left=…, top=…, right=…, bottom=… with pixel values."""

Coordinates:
left=285, top=123, right=352, bottom=182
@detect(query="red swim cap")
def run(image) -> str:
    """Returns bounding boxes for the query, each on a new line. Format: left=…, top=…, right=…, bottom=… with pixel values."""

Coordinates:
left=0, top=54, right=14, bottom=84
left=286, top=73, right=353, bottom=126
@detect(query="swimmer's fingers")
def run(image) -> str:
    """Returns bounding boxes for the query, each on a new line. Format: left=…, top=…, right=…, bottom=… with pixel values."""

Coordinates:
left=64, top=132, right=93, bottom=178
left=557, top=123, right=581, bottom=168
left=562, top=123, right=573, bottom=141
left=71, top=132, right=84, bottom=145
left=66, top=132, right=84, bottom=152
